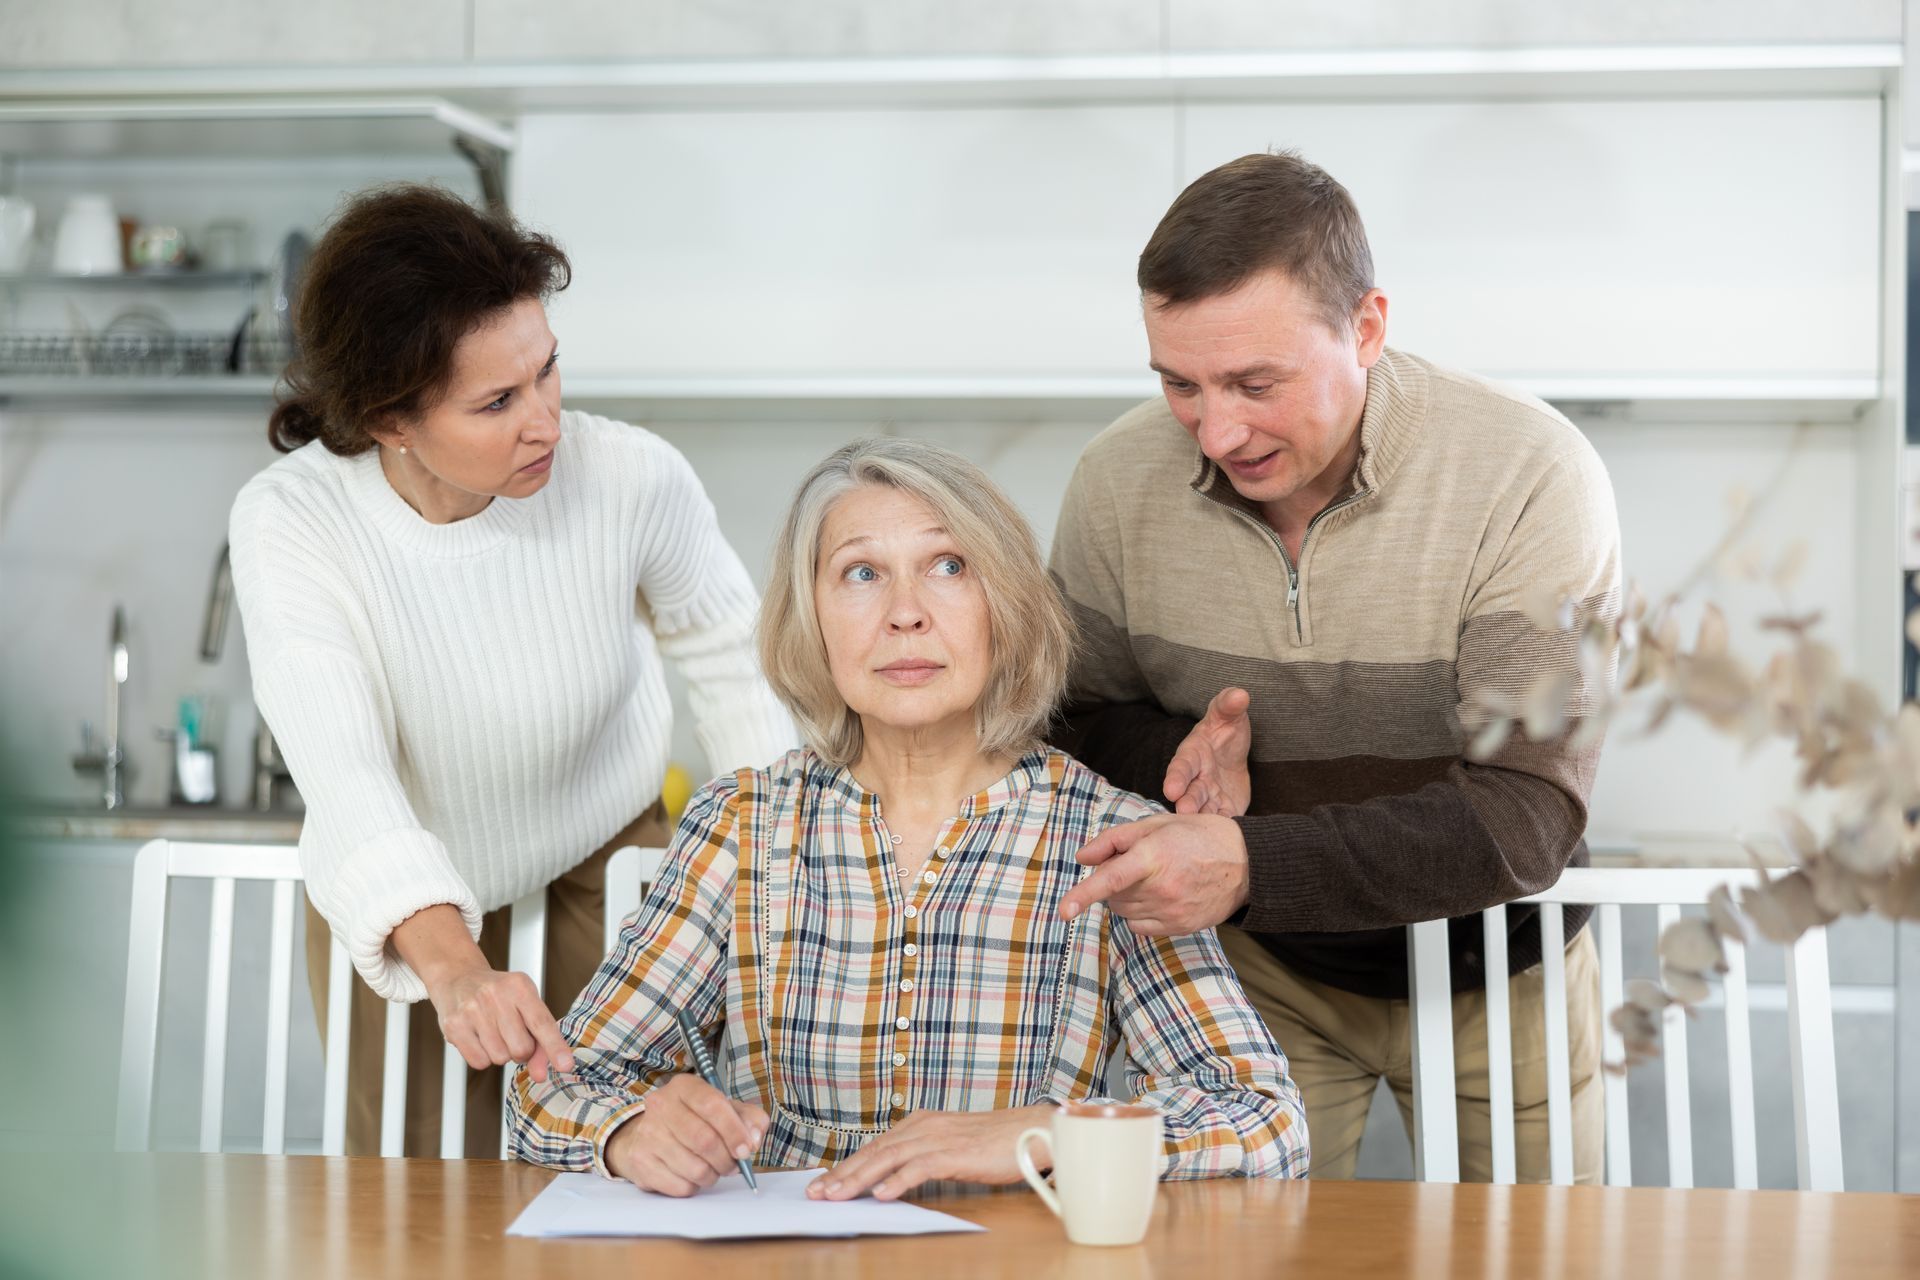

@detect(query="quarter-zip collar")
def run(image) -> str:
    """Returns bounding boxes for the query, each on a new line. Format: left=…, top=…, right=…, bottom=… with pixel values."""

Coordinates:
left=1185, top=349, right=1428, bottom=647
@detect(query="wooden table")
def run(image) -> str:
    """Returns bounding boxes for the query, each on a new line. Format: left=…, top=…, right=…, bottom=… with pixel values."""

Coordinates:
left=2, top=1155, right=1916, bottom=1279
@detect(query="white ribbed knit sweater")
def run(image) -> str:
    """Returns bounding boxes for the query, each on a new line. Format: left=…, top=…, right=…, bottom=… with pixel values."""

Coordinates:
left=229, top=410, right=797, bottom=1000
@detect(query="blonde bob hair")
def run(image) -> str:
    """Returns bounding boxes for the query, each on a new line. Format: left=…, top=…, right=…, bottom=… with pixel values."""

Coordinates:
left=758, top=438, right=1074, bottom=767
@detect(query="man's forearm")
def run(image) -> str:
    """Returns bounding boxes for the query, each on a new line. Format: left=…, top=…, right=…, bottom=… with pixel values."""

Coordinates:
left=1050, top=698, right=1196, bottom=804
left=1232, top=766, right=1586, bottom=934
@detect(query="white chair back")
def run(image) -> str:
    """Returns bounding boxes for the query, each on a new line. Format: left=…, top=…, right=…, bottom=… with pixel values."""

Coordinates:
left=1406, top=866, right=1843, bottom=1191
left=116, top=839, right=306, bottom=1154
left=117, top=839, right=667, bottom=1159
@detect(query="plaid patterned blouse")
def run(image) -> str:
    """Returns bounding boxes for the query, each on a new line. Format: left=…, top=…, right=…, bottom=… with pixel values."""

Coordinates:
left=507, top=747, right=1309, bottom=1180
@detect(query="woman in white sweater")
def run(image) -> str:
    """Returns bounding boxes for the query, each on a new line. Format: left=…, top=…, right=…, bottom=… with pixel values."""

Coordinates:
left=229, top=184, right=795, bottom=1155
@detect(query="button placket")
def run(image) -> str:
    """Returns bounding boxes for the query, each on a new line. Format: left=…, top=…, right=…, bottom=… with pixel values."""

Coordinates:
left=890, top=842, right=937, bottom=1121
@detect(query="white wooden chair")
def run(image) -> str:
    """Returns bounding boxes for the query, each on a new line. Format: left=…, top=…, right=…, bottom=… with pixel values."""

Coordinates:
left=1406, top=866, right=1843, bottom=1191
left=116, top=838, right=667, bottom=1159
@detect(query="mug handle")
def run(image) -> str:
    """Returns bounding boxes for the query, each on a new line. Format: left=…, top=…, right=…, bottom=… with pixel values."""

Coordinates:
left=1015, top=1127, right=1061, bottom=1218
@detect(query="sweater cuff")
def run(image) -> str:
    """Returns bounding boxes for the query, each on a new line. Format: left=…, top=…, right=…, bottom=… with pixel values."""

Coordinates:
left=320, top=826, right=484, bottom=1002
left=1231, top=814, right=1328, bottom=935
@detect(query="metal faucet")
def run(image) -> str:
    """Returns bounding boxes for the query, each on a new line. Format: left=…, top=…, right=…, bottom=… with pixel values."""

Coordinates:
left=200, top=541, right=295, bottom=811
left=201, top=542, right=234, bottom=662
left=71, top=604, right=129, bottom=809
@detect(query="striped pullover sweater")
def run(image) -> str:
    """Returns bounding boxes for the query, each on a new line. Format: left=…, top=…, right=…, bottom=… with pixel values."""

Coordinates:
left=229, top=411, right=797, bottom=1001
left=1049, top=348, right=1621, bottom=998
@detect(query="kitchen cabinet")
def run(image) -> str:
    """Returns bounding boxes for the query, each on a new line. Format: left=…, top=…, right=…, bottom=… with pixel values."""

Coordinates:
left=510, top=105, right=1176, bottom=387
left=510, top=95, right=1882, bottom=408
left=470, top=0, right=1161, bottom=61
left=0, top=0, right=468, bottom=70
left=1183, top=97, right=1883, bottom=391
left=1170, top=0, right=1900, bottom=52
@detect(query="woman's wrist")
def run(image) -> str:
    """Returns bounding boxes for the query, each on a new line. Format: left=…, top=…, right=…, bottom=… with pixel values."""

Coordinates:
left=390, top=902, right=488, bottom=995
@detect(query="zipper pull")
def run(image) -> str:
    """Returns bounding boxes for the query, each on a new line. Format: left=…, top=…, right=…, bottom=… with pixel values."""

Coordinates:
left=1286, top=574, right=1299, bottom=610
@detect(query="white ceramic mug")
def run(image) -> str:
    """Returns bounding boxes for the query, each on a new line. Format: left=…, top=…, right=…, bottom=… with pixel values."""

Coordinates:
left=53, top=194, right=122, bottom=276
left=1015, top=1102, right=1162, bottom=1246
left=0, top=197, right=34, bottom=273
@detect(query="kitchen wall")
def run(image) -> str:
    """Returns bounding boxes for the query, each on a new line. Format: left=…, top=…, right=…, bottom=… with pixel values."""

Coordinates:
left=0, top=0, right=1912, bottom=1189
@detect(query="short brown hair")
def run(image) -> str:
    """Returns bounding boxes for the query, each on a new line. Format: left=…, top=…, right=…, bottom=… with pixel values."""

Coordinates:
left=267, top=184, right=571, bottom=455
left=1137, top=150, right=1374, bottom=330
left=758, top=438, right=1074, bottom=766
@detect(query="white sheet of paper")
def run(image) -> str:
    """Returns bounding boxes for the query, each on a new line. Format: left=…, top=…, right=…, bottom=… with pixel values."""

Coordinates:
left=506, top=1169, right=988, bottom=1241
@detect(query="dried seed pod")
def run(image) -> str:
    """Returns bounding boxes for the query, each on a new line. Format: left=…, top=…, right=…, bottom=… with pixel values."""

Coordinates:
left=1696, top=604, right=1729, bottom=657
left=1661, top=966, right=1711, bottom=1005
left=1740, top=873, right=1832, bottom=944
left=1658, top=917, right=1725, bottom=973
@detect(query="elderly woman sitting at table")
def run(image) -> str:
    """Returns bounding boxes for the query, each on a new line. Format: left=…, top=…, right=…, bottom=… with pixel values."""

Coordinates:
left=507, top=438, right=1309, bottom=1198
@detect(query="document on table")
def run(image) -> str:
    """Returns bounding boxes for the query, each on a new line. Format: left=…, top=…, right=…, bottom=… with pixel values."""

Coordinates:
left=507, top=1168, right=988, bottom=1241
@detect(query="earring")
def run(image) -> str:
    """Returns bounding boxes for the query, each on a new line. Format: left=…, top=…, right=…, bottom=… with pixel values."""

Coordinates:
left=399, top=445, right=408, bottom=455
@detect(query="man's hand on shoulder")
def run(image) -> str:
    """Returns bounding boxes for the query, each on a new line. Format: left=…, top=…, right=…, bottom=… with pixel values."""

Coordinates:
left=1163, top=687, right=1252, bottom=817
left=1058, top=812, right=1250, bottom=936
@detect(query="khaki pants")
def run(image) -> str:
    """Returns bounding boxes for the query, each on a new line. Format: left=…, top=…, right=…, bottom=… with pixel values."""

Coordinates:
left=1218, top=924, right=1603, bottom=1183
left=303, top=803, right=668, bottom=1158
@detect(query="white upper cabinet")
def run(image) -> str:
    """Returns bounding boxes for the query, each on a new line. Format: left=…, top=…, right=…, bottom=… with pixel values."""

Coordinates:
left=1169, top=0, right=1899, bottom=50
left=1183, top=98, right=1883, bottom=387
left=511, top=107, right=1175, bottom=382
left=0, top=0, right=469, bottom=68
left=471, top=0, right=1162, bottom=61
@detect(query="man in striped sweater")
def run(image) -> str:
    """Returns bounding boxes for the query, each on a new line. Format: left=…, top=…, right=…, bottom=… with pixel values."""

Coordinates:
left=1050, top=151, right=1620, bottom=1182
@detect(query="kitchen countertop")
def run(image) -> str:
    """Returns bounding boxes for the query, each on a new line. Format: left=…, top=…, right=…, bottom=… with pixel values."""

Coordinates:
left=2, top=803, right=302, bottom=843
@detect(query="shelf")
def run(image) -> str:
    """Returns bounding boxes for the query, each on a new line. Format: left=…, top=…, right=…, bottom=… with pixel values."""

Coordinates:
left=0, top=96, right=513, bottom=160
left=0, top=44, right=1898, bottom=113
left=0, top=271, right=266, bottom=289
left=0, top=375, right=279, bottom=404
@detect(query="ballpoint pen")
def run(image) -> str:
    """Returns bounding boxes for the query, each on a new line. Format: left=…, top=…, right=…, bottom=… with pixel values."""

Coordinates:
left=674, top=1008, right=759, bottom=1193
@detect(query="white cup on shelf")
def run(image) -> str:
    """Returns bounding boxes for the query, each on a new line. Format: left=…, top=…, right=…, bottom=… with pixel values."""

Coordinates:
left=0, top=197, right=35, bottom=274
left=53, top=194, right=123, bottom=276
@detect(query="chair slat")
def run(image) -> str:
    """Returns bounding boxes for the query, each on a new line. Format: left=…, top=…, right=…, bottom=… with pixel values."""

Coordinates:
left=1481, top=906, right=1515, bottom=1184
left=1596, top=903, right=1632, bottom=1187
left=198, top=876, right=237, bottom=1154
left=322, top=937, right=353, bottom=1157
left=114, top=840, right=172, bottom=1153
left=441, top=1043, right=468, bottom=1159
left=503, top=891, right=549, bottom=1160
left=1785, top=925, right=1844, bottom=1191
left=605, top=847, right=643, bottom=956
left=1657, top=903, right=1694, bottom=1188
left=1722, top=937, right=1757, bottom=1189
left=380, top=1000, right=411, bottom=1158
left=1406, top=919, right=1459, bottom=1182
left=261, top=879, right=295, bottom=1155
left=1539, top=903, right=1573, bottom=1185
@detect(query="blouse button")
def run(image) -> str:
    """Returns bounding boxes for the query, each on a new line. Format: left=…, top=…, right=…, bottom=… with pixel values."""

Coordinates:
left=903, top=905, right=918, bottom=919
left=922, top=870, right=937, bottom=884
left=892, top=1052, right=906, bottom=1067
left=935, top=847, right=949, bottom=859
left=900, top=979, right=914, bottom=993
left=896, top=1016, right=911, bottom=1031
left=903, top=943, right=918, bottom=957
left=891, top=1093, right=905, bottom=1108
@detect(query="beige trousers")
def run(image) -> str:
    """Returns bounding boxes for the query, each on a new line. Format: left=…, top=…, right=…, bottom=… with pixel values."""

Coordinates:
left=303, top=803, right=669, bottom=1158
left=1218, top=924, right=1604, bottom=1183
